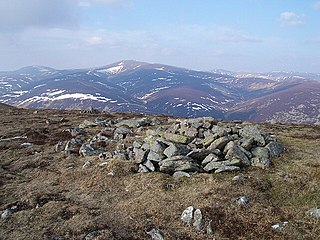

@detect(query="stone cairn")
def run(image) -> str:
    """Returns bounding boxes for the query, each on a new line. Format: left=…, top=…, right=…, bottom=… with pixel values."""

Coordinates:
left=56, top=116, right=283, bottom=176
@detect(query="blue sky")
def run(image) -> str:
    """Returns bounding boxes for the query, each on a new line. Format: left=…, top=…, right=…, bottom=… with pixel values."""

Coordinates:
left=0, top=0, right=320, bottom=72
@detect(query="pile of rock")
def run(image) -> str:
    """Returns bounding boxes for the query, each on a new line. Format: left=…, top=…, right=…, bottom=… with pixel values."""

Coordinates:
left=55, top=116, right=283, bottom=176
left=133, top=117, right=283, bottom=175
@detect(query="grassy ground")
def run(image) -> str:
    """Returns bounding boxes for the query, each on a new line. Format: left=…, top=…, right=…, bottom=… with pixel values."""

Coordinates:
left=0, top=108, right=319, bottom=239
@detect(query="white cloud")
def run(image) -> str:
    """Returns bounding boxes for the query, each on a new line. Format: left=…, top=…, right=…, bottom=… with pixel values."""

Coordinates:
left=314, top=2, right=320, bottom=10
left=86, top=36, right=103, bottom=45
left=279, top=12, right=304, bottom=27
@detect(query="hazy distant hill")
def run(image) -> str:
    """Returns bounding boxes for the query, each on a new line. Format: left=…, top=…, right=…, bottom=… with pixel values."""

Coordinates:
left=0, top=60, right=319, bottom=124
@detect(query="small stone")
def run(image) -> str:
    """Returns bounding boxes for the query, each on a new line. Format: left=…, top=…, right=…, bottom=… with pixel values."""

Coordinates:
left=181, top=206, right=194, bottom=225
left=187, top=149, right=212, bottom=161
left=215, top=166, right=240, bottom=173
left=85, top=230, right=100, bottom=240
left=193, top=209, right=203, bottom=231
left=172, top=171, right=191, bottom=178
left=206, top=220, right=213, bottom=235
left=271, top=221, right=288, bottom=231
left=232, top=175, right=248, bottom=181
left=236, top=196, right=249, bottom=205
left=21, top=142, right=32, bottom=148
left=146, top=228, right=164, bottom=240
left=308, top=208, right=320, bottom=218
left=82, top=160, right=92, bottom=168
left=114, top=125, right=132, bottom=135
left=138, top=164, right=149, bottom=173
left=99, top=152, right=113, bottom=161
left=1, top=208, right=13, bottom=219
left=55, top=141, right=65, bottom=152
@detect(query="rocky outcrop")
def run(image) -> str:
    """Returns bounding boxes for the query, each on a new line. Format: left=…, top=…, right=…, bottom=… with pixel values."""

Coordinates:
left=55, top=116, right=284, bottom=176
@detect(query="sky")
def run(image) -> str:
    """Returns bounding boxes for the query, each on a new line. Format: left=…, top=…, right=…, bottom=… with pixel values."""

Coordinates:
left=1, top=0, right=320, bottom=72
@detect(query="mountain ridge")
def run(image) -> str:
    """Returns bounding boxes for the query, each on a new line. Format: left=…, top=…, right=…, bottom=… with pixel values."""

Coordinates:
left=0, top=60, right=319, bottom=124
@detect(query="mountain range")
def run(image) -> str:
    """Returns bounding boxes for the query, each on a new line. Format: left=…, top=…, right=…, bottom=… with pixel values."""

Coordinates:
left=1, top=60, right=319, bottom=124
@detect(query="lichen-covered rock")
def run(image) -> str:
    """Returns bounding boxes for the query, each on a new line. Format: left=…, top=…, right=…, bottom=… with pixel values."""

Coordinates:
left=133, top=148, right=149, bottom=163
left=187, top=149, right=212, bottom=161
left=208, top=136, right=231, bottom=150
left=215, top=165, right=240, bottom=173
left=201, top=153, right=220, bottom=166
left=239, top=126, right=266, bottom=146
left=181, top=206, right=194, bottom=225
left=163, top=143, right=189, bottom=158
left=225, top=145, right=251, bottom=166
left=159, top=156, right=201, bottom=174
left=251, top=147, right=271, bottom=169
left=163, top=132, right=189, bottom=144
left=265, top=141, right=283, bottom=158
left=146, top=228, right=164, bottom=240
left=193, top=209, right=203, bottom=231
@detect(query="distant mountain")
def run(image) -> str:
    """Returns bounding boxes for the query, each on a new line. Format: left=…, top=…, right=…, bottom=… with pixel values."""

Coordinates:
left=1, top=60, right=319, bottom=124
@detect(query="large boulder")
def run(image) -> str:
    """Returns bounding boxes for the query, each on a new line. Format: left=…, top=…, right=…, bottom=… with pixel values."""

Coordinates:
left=163, top=143, right=189, bottom=158
left=225, top=145, right=251, bottom=166
left=251, top=147, right=271, bottom=169
left=239, top=125, right=266, bottom=146
left=159, top=156, right=201, bottom=174
left=265, top=141, right=283, bottom=158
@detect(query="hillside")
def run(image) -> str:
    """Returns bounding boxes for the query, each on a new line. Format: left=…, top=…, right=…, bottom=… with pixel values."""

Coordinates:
left=0, top=108, right=319, bottom=239
left=1, top=60, right=319, bottom=124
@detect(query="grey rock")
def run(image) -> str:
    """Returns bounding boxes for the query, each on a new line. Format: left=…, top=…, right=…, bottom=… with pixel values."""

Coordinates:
left=202, top=153, right=219, bottom=166
left=133, top=140, right=143, bottom=148
left=85, top=230, right=100, bottom=240
left=114, top=125, right=132, bottom=135
left=308, top=208, right=320, bottom=218
left=69, top=127, right=87, bottom=137
left=225, top=145, right=251, bottom=166
left=79, top=144, right=101, bottom=156
left=1, top=208, right=13, bottom=219
left=83, top=106, right=100, bottom=114
left=232, top=175, right=248, bottom=181
left=133, top=148, right=149, bottom=163
left=79, top=120, right=98, bottom=129
left=55, top=141, right=65, bottom=152
left=193, top=209, right=203, bottom=231
left=144, top=159, right=155, bottom=172
left=208, top=136, right=231, bottom=150
left=147, top=150, right=166, bottom=162
left=82, top=160, right=92, bottom=168
left=215, top=166, right=240, bottom=173
left=236, top=196, right=249, bottom=205
left=239, top=125, right=266, bottom=146
left=206, top=220, right=213, bottom=235
left=159, top=156, right=201, bottom=174
left=147, top=141, right=167, bottom=161
left=203, top=135, right=217, bottom=147
left=265, top=141, right=283, bottom=158
left=203, top=160, right=238, bottom=172
left=241, top=137, right=254, bottom=151
left=99, top=152, right=113, bottom=161
left=163, top=132, right=189, bottom=144
left=21, top=142, right=32, bottom=148
left=181, top=206, right=194, bottom=225
left=187, top=149, right=212, bottom=161
left=271, top=222, right=288, bottom=231
left=251, top=147, right=271, bottom=169
left=163, top=143, right=189, bottom=158
left=146, top=228, right=164, bottom=240
left=64, top=138, right=82, bottom=155
left=211, top=125, right=229, bottom=137
left=172, top=171, right=191, bottom=177
left=138, top=164, right=149, bottom=173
